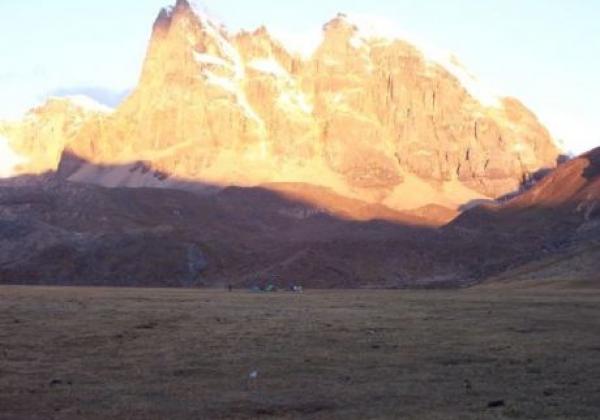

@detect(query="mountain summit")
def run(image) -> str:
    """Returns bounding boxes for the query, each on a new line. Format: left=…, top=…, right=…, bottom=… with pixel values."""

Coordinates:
left=0, top=1, right=560, bottom=211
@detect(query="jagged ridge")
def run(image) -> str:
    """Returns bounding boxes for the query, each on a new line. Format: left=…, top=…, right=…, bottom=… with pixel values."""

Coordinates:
left=1, top=0, right=560, bottom=212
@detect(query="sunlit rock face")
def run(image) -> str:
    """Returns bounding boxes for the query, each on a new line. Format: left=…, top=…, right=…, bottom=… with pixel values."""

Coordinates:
left=2, top=1, right=559, bottom=210
left=0, top=97, right=110, bottom=176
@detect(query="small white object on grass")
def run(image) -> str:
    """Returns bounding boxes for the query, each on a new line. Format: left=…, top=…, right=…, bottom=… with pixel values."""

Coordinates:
left=249, top=370, right=258, bottom=380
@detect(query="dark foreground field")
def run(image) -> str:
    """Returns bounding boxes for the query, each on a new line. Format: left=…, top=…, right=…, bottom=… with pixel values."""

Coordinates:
left=1, top=287, right=600, bottom=419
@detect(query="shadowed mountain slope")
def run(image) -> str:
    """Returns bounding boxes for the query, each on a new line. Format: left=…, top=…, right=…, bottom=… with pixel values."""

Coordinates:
left=0, top=148, right=596, bottom=288
left=451, top=147, right=600, bottom=286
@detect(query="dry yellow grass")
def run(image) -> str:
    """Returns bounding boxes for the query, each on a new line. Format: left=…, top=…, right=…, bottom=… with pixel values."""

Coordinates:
left=1, top=286, right=600, bottom=419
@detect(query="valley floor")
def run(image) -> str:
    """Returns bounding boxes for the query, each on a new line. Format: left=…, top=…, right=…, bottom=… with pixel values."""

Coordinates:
left=1, top=286, right=600, bottom=419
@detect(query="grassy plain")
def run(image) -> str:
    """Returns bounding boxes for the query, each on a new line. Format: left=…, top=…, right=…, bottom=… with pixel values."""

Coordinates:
left=1, top=286, right=600, bottom=419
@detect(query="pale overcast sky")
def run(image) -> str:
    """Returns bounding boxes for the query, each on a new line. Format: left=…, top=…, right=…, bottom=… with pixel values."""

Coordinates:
left=0, top=0, right=598, bottom=154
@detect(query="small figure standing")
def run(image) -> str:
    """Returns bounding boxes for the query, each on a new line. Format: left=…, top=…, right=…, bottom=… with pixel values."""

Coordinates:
left=228, top=284, right=233, bottom=293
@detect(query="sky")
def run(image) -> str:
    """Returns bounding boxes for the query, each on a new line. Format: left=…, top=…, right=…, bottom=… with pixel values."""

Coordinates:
left=0, top=0, right=598, bottom=154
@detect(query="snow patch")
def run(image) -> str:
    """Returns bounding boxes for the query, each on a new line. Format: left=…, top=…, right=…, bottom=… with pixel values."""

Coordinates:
left=193, top=52, right=230, bottom=68
left=187, top=3, right=265, bottom=128
left=349, top=33, right=366, bottom=50
left=429, top=56, right=500, bottom=108
left=278, top=91, right=313, bottom=115
left=204, top=72, right=263, bottom=124
left=236, top=93, right=263, bottom=125
left=204, top=72, right=237, bottom=93
left=247, top=57, right=313, bottom=115
left=0, top=135, right=26, bottom=178
left=512, top=143, right=528, bottom=153
left=248, top=58, right=289, bottom=78
left=337, top=14, right=400, bottom=41
left=345, top=14, right=500, bottom=107
left=55, top=95, right=114, bottom=113
left=187, top=2, right=244, bottom=79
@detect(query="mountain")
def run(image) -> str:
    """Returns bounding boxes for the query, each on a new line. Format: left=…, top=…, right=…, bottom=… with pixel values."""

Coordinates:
left=0, top=147, right=596, bottom=288
left=1, top=0, right=559, bottom=212
left=450, top=147, right=600, bottom=286
left=0, top=97, right=110, bottom=176
left=453, top=147, right=600, bottom=229
left=2, top=0, right=588, bottom=289
left=0, top=176, right=454, bottom=288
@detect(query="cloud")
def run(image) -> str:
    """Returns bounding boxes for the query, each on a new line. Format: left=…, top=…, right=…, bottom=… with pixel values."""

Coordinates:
left=0, top=85, right=131, bottom=121
left=49, top=86, right=131, bottom=108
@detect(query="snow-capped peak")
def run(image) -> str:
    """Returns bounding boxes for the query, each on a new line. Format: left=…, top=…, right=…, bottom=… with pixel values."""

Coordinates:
left=428, top=55, right=500, bottom=108
left=185, top=3, right=244, bottom=79
left=274, top=12, right=501, bottom=108
left=340, top=14, right=501, bottom=107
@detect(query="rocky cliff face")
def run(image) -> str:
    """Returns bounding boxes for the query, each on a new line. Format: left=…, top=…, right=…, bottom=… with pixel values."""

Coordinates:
left=1, top=0, right=560, bottom=211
